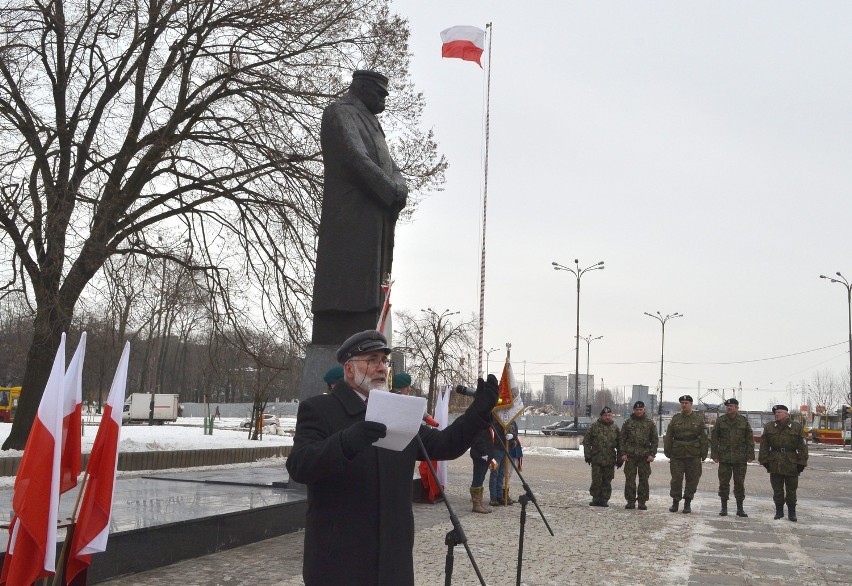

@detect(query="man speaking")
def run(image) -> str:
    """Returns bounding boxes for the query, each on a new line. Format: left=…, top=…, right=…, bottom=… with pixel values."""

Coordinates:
left=286, top=330, right=498, bottom=585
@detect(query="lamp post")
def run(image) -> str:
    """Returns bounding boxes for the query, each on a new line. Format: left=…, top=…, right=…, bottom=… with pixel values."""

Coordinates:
left=819, top=272, right=852, bottom=449
left=644, top=311, right=683, bottom=435
left=484, top=347, right=499, bottom=376
left=553, top=259, right=605, bottom=426
left=579, top=334, right=603, bottom=412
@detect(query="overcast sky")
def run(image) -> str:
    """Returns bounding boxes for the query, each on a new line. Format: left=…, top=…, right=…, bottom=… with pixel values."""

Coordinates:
left=386, top=1, right=852, bottom=411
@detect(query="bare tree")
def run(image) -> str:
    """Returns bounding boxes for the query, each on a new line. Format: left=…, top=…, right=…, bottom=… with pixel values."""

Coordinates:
left=806, top=369, right=843, bottom=412
left=0, top=0, right=446, bottom=448
left=396, top=309, right=476, bottom=414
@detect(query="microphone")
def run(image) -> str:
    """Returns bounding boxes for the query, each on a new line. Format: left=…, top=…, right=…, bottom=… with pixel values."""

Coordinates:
left=422, top=413, right=439, bottom=427
left=455, top=385, right=477, bottom=398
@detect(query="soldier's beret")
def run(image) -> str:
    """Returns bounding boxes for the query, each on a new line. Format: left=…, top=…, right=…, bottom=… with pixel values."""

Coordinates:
left=392, top=372, right=411, bottom=389
left=723, top=398, right=739, bottom=406
left=323, top=366, right=344, bottom=385
left=772, top=404, right=789, bottom=413
left=600, top=406, right=612, bottom=415
left=633, top=401, right=645, bottom=409
left=353, top=70, right=389, bottom=89
left=678, top=395, right=693, bottom=403
left=336, top=330, right=391, bottom=364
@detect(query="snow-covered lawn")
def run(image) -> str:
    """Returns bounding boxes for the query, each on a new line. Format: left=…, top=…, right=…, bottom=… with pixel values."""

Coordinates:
left=0, top=416, right=295, bottom=459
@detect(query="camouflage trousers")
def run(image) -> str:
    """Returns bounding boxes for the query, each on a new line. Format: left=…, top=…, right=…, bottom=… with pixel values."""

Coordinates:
left=590, top=464, right=616, bottom=502
left=769, top=473, right=799, bottom=506
left=669, top=457, right=702, bottom=500
left=717, top=462, right=748, bottom=500
left=623, top=458, right=652, bottom=503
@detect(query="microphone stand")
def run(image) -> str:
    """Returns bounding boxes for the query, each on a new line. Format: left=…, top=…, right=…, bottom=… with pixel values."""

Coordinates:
left=416, top=434, right=486, bottom=586
left=490, top=421, right=554, bottom=586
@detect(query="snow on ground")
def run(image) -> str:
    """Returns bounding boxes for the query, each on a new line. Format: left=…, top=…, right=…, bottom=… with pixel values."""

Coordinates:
left=0, top=416, right=295, bottom=458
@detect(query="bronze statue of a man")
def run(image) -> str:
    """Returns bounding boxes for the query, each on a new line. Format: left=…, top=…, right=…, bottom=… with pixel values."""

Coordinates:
left=311, top=70, right=408, bottom=345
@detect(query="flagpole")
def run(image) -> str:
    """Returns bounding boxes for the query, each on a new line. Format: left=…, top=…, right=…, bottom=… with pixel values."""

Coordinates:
left=477, top=22, right=493, bottom=379
left=52, top=472, right=89, bottom=586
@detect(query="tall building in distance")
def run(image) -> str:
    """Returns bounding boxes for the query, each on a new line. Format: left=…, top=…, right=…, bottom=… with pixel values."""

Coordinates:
left=631, top=384, right=656, bottom=413
left=569, top=374, right=595, bottom=408
left=542, top=375, right=568, bottom=406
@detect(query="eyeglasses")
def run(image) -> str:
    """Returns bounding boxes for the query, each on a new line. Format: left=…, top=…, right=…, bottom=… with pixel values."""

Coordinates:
left=349, top=357, right=390, bottom=367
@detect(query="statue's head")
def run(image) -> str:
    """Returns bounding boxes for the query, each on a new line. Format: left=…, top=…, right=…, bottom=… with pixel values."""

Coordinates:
left=350, top=70, right=389, bottom=114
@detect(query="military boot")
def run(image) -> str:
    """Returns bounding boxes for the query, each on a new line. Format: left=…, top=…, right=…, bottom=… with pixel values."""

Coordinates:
left=788, top=504, right=797, bottom=522
left=735, top=498, right=748, bottom=518
left=638, top=501, right=648, bottom=510
left=719, top=498, right=728, bottom=516
left=669, top=499, right=680, bottom=513
left=589, top=499, right=599, bottom=506
left=625, top=501, right=635, bottom=509
left=773, top=503, right=784, bottom=520
left=470, top=487, right=491, bottom=514
left=682, top=498, right=692, bottom=514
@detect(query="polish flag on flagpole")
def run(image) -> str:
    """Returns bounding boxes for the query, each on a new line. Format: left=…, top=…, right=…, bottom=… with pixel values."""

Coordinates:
left=440, top=25, right=486, bottom=66
left=0, top=333, right=66, bottom=585
left=65, top=341, right=129, bottom=585
left=60, top=332, right=86, bottom=495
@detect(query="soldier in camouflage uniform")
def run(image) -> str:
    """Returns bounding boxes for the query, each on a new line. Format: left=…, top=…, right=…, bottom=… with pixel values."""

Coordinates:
left=619, top=400, right=658, bottom=510
left=758, top=404, right=808, bottom=522
left=710, top=397, right=754, bottom=517
left=663, top=395, right=708, bottom=513
left=583, top=406, right=621, bottom=507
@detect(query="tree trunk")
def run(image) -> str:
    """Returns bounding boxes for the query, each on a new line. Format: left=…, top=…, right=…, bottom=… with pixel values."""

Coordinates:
left=2, top=304, right=70, bottom=450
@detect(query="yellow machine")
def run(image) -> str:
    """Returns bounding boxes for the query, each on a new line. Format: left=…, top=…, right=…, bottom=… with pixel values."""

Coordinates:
left=0, top=387, right=21, bottom=423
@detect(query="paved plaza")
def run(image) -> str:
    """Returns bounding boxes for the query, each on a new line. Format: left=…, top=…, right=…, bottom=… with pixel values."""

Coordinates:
left=103, top=445, right=852, bottom=585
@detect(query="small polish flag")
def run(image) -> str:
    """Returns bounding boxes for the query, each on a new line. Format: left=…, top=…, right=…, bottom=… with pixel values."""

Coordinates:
left=440, top=26, right=486, bottom=66
left=60, top=332, right=86, bottom=494
left=65, top=342, right=130, bottom=585
left=0, top=334, right=66, bottom=584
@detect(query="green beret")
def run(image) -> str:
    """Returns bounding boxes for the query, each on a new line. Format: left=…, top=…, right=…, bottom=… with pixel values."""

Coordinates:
left=392, top=373, right=411, bottom=389
left=323, top=366, right=344, bottom=385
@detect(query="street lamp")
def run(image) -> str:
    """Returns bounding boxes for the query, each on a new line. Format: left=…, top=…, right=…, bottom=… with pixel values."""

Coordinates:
left=579, top=334, right=603, bottom=412
left=644, top=311, right=683, bottom=435
left=484, top=347, right=499, bottom=376
left=553, top=259, right=605, bottom=426
left=819, top=272, right=852, bottom=449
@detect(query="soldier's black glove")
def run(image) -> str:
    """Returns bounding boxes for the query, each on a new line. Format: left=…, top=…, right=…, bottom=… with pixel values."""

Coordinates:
left=341, top=421, right=387, bottom=459
left=616, top=460, right=623, bottom=469
left=796, top=464, right=806, bottom=474
left=585, top=457, right=591, bottom=465
left=468, top=375, right=499, bottom=422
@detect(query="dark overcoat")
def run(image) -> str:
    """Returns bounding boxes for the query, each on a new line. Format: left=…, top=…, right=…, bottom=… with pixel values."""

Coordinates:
left=312, top=92, right=407, bottom=314
left=285, top=382, right=488, bottom=585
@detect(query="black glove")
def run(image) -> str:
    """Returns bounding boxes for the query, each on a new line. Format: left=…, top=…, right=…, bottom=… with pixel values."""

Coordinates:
left=797, top=464, right=805, bottom=474
left=585, top=457, right=591, bottom=466
left=616, top=460, right=623, bottom=469
left=469, top=375, right=499, bottom=422
left=763, top=464, right=770, bottom=472
left=341, top=421, right=387, bottom=459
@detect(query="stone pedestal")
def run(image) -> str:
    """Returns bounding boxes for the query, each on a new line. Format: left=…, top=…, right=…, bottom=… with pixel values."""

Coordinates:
left=299, top=344, right=339, bottom=401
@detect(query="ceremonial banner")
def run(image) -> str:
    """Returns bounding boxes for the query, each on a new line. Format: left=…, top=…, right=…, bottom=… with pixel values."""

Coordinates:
left=433, top=386, right=451, bottom=486
left=440, top=25, right=486, bottom=66
left=65, top=342, right=129, bottom=585
left=492, top=359, right=524, bottom=430
left=0, top=334, right=66, bottom=584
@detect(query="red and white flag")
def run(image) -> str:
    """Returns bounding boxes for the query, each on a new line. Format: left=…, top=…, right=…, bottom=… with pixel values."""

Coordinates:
left=60, top=332, right=86, bottom=494
left=0, top=334, right=66, bottom=584
left=65, top=341, right=129, bottom=585
left=440, top=25, right=486, bottom=66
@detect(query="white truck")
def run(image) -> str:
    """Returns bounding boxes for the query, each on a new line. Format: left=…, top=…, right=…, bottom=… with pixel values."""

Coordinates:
left=122, top=393, right=179, bottom=424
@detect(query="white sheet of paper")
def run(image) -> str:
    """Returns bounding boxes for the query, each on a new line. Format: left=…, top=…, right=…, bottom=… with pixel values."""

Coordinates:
left=364, top=390, right=427, bottom=451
